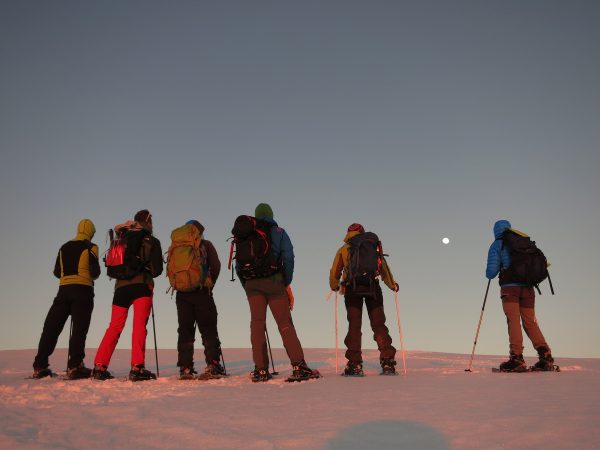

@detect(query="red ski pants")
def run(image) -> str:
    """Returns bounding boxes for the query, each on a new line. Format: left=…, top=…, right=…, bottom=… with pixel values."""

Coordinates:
left=94, top=296, right=153, bottom=368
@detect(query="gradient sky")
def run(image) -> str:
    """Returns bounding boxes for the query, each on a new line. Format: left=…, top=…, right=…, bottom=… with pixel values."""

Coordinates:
left=1, top=1, right=599, bottom=360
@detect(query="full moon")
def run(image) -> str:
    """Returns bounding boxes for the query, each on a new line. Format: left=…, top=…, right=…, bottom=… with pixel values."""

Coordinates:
left=442, top=237, right=450, bottom=245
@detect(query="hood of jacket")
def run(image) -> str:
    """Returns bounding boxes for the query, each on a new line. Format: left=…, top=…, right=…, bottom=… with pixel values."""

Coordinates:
left=75, top=219, right=96, bottom=241
left=343, top=230, right=362, bottom=243
left=493, top=220, right=511, bottom=239
left=261, top=217, right=278, bottom=227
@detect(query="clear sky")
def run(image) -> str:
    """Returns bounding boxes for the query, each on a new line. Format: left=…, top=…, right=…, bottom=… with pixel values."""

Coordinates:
left=1, top=1, right=599, bottom=359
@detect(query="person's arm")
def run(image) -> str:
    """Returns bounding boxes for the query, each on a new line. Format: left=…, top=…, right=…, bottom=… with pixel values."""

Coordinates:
left=148, top=237, right=164, bottom=278
left=89, top=244, right=101, bottom=280
left=380, top=257, right=398, bottom=291
left=204, top=240, right=221, bottom=284
left=329, top=248, right=344, bottom=291
left=279, top=229, right=294, bottom=286
left=53, top=250, right=62, bottom=279
left=486, top=241, right=501, bottom=279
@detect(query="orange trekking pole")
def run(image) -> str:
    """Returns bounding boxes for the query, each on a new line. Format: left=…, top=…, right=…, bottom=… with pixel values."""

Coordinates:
left=465, top=279, right=491, bottom=372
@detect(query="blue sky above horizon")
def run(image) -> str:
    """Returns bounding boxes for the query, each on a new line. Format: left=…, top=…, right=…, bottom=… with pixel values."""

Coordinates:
left=1, top=1, right=599, bottom=359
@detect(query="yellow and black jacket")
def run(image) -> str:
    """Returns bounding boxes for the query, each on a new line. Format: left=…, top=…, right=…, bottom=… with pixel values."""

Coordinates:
left=53, top=219, right=100, bottom=287
left=329, top=230, right=396, bottom=291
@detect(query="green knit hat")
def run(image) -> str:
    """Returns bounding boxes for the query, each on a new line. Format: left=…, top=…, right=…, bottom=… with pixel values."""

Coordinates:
left=255, top=203, right=274, bottom=220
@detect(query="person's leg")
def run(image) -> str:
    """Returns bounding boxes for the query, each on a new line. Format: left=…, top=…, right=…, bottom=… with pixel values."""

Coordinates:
left=194, top=289, right=221, bottom=365
left=33, top=289, right=70, bottom=369
left=265, top=282, right=304, bottom=365
left=176, top=292, right=197, bottom=369
left=344, top=290, right=364, bottom=363
left=245, top=280, right=269, bottom=368
left=94, top=305, right=129, bottom=367
left=131, top=296, right=153, bottom=367
left=67, top=286, right=94, bottom=368
left=519, top=287, right=550, bottom=351
left=501, top=286, right=524, bottom=355
left=365, top=285, right=396, bottom=360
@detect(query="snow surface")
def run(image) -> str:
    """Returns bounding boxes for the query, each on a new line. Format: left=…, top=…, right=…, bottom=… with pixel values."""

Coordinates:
left=1, top=348, right=599, bottom=450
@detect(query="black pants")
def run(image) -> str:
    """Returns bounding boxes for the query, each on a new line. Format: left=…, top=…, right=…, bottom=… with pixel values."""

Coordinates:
left=176, top=288, right=221, bottom=368
left=344, top=283, right=396, bottom=363
left=34, top=285, right=94, bottom=369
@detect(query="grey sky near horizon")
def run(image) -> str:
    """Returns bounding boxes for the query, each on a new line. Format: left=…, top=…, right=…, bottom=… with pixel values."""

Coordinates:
left=1, top=1, right=599, bottom=360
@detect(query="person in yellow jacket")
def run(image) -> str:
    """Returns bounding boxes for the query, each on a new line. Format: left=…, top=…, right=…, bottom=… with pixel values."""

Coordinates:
left=32, top=219, right=100, bottom=379
left=330, top=223, right=399, bottom=376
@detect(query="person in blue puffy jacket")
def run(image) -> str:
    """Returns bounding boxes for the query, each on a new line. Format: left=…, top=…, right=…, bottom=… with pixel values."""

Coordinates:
left=486, top=219, right=555, bottom=371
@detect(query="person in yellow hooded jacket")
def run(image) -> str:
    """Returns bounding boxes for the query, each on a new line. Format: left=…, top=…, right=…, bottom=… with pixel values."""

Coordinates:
left=32, top=219, right=100, bottom=379
left=330, top=223, right=399, bottom=376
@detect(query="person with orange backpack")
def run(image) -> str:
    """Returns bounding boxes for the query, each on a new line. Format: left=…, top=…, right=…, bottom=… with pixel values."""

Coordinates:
left=92, top=210, right=163, bottom=381
left=166, top=220, right=224, bottom=380
left=329, top=223, right=399, bottom=376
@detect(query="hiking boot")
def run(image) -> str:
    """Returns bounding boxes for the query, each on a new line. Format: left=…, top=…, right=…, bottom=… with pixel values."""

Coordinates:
left=32, top=367, right=54, bottom=379
left=251, top=367, right=272, bottom=383
left=380, top=358, right=397, bottom=375
left=129, top=364, right=157, bottom=382
left=533, top=346, right=555, bottom=371
left=205, top=360, right=226, bottom=377
left=179, top=366, right=198, bottom=380
left=343, top=361, right=364, bottom=376
left=290, top=360, right=321, bottom=381
left=66, top=363, right=92, bottom=380
left=498, top=353, right=527, bottom=372
left=92, top=364, right=114, bottom=380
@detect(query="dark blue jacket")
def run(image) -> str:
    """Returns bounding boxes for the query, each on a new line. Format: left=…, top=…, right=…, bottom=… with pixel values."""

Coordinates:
left=486, top=219, right=525, bottom=287
left=264, top=218, right=294, bottom=286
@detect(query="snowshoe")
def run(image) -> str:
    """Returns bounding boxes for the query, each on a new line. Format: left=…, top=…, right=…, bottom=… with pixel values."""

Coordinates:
left=342, top=361, right=365, bottom=377
left=179, top=366, right=198, bottom=380
left=30, top=367, right=57, bottom=379
left=196, top=361, right=227, bottom=380
left=285, top=361, right=322, bottom=382
left=496, top=353, right=527, bottom=372
left=128, top=365, right=157, bottom=382
left=380, top=358, right=398, bottom=376
left=250, top=367, right=272, bottom=383
left=92, top=365, right=115, bottom=380
left=66, top=363, right=92, bottom=380
left=532, top=346, right=556, bottom=371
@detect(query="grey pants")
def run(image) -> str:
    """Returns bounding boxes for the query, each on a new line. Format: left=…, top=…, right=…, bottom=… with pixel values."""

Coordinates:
left=501, top=286, right=550, bottom=355
left=244, top=277, right=305, bottom=367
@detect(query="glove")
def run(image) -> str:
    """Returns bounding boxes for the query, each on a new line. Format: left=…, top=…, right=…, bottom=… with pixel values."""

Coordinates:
left=339, top=285, right=346, bottom=295
left=393, top=282, right=399, bottom=292
left=204, top=276, right=214, bottom=290
left=286, top=285, right=295, bottom=311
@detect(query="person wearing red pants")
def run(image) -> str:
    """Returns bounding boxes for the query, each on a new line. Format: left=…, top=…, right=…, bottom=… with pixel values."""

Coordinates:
left=93, top=210, right=163, bottom=381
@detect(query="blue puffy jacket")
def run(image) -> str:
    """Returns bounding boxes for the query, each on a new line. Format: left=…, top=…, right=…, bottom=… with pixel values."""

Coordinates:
left=486, top=219, right=525, bottom=287
left=264, top=218, right=294, bottom=286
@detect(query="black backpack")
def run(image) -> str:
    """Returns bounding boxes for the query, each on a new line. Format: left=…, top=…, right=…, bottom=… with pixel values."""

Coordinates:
left=501, top=230, right=549, bottom=289
left=105, top=227, right=150, bottom=280
left=346, top=232, right=383, bottom=293
left=228, top=215, right=280, bottom=281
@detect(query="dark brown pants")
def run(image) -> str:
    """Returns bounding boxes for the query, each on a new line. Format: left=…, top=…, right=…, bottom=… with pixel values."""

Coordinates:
left=501, top=286, right=549, bottom=355
left=344, top=283, right=396, bottom=363
left=244, top=277, right=304, bottom=367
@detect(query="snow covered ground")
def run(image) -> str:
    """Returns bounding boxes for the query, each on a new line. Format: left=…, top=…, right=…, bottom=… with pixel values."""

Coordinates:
left=1, top=348, right=598, bottom=450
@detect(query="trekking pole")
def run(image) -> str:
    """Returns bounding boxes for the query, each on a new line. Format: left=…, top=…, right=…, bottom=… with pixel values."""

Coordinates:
left=151, top=304, right=160, bottom=377
left=394, top=290, right=407, bottom=375
left=547, top=272, right=555, bottom=295
left=66, top=316, right=73, bottom=372
left=265, top=326, right=278, bottom=375
left=325, top=290, right=339, bottom=374
left=216, top=333, right=227, bottom=375
left=465, top=279, right=491, bottom=372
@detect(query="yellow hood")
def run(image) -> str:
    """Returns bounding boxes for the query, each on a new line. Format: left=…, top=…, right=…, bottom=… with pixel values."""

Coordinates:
left=76, top=219, right=96, bottom=241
